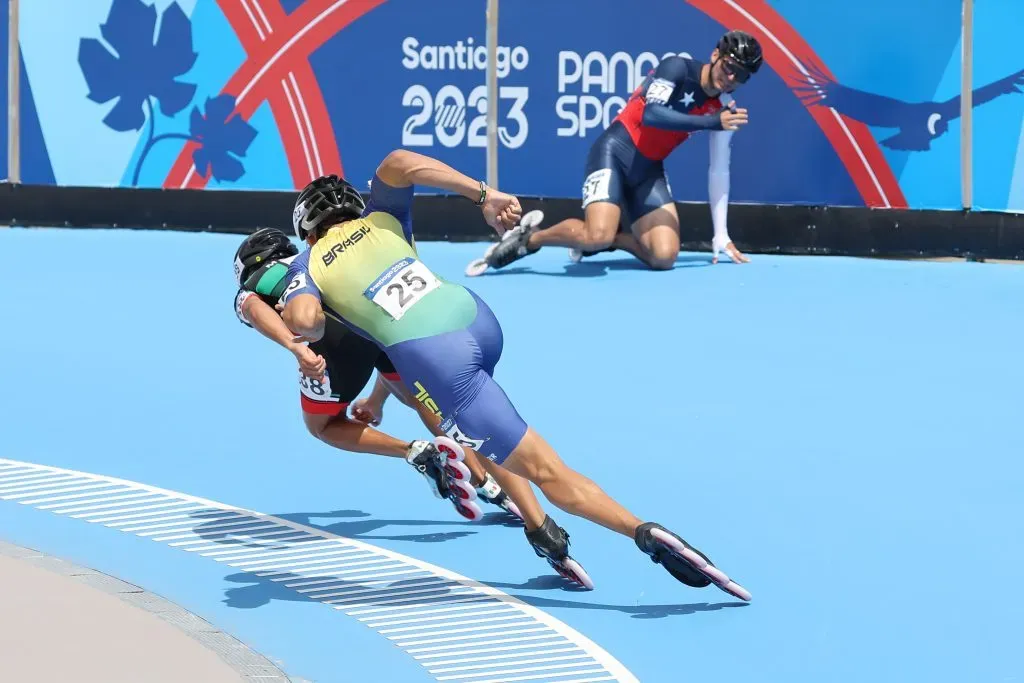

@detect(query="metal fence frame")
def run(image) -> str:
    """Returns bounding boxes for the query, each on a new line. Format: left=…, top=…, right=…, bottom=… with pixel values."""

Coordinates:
left=7, top=0, right=19, bottom=183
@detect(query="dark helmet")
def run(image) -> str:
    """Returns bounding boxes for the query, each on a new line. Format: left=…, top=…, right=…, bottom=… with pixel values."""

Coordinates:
left=292, top=174, right=366, bottom=241
left=233, top=227, right=298, bottom=286
left=717, top=30, right=763, bottom=76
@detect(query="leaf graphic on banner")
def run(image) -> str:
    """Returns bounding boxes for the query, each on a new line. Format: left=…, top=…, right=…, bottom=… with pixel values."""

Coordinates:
left=78, top=0, right=198, bottom=132
left=190, top=94, right=258, bottom=183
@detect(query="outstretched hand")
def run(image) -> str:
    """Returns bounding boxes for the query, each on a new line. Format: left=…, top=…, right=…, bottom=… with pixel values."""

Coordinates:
left=712, top=235, right=750, bottom=264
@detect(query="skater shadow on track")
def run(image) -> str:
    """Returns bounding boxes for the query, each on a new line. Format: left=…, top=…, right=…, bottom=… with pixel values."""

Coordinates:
left=487, top=576, right=747, bottom=619
left=218, top=568, right=745, bottom=618
left=277, top=508, right=522, bottom=534
left=476, top=255, right=710, bottom=279
left=274, top=509, right=481, bottom=543
left=220, top=571, right=466, bottom=610
left=188, top=508, right=482, bottom=548
left=183, top=508, right=524, bottom=610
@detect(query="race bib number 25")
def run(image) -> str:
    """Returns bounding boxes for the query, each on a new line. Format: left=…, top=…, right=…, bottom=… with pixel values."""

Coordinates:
left=364, top=257, right=441, bottom=320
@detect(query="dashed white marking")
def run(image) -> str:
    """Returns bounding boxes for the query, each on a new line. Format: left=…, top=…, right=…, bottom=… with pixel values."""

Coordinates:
left=1, top=459, right=638, bottom=683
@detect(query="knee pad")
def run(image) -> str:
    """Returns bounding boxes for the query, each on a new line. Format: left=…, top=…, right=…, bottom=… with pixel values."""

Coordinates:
left=525, top=515, right=569, bottom=562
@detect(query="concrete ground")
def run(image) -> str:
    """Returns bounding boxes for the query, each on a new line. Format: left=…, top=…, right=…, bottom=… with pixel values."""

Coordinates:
left=0, top=543, right=290, bottom=683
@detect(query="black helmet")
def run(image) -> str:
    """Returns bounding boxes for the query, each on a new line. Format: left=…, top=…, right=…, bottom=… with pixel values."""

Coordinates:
left=233, top=227, right=298, bottom=286
left=293, top=174, right=366, bottom=241
left=717, top=30, right=763, bottom=76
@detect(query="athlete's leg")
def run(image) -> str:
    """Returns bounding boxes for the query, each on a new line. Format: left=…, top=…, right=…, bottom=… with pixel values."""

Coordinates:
left=526, top=137, right=627, bottom=253
left=299, top=343, right=412, bottom=455
left=526, top=201, right=620, bottom=252
left=413, top=294, right=642, bottom=537
left=501, top=428, right=642, bottom=537
left=606, top=231, right=651, bottom=262
left=447, top=380, right=750, bottom=598
left=481, top=132, right=626, bottom=269
left=298, top=344, right=476, bottom=513
left=623, top=170, right=680, bottom=270
left=381, top=374, right=490, bottom=486
left=629, top=203, right=681, bottom=271
left=476, top=458, right=546, bottom=529
left=386, top=314, right=544, bottom=527
left=303, top=411, right=408, bottom=457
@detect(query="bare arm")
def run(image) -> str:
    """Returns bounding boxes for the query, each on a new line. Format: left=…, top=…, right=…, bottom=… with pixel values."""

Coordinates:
left=282, top=293, right=325, bottom=342
left=242, top=295, right=304, bottom=353
left=375, top=149, right=521, bottom=235
left=376, top=149, right=485, bottom=196
left=368, top=373, right=396, bottom=408
left=349, top=373, right=403, bottom=427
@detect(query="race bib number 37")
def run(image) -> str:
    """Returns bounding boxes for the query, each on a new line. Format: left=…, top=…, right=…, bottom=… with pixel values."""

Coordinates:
left=645, top=78, right=675, bottom=105
left=364, top=257, right=441, bottom=320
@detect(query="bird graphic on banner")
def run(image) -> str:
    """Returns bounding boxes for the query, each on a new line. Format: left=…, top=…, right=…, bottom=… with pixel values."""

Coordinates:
left=792, top=63, right=1024, bottom=151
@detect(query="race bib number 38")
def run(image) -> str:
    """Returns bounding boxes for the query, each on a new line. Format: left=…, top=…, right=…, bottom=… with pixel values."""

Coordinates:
left=364, top=257, right=441, bottom=320
left=300, top=370, right=336, bottom=402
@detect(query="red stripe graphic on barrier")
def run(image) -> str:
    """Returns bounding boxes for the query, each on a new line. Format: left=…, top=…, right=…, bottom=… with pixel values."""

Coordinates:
left=218, top=0, right=311, bottom=188
left=168, top=0, right=900, bottom=206
left=685, top=0, right=907, bottom=208
left=165, top=0, right=381, bottom=190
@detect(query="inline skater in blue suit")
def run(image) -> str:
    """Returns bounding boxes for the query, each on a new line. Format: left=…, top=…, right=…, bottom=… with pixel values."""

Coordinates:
left=469, top=30, right=761, bottom=275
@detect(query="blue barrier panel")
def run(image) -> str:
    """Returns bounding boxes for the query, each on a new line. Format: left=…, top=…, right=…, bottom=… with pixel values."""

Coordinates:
left=972, top=0, right=1024, bottom=213
left=15, top=0, right=1024, bottom=213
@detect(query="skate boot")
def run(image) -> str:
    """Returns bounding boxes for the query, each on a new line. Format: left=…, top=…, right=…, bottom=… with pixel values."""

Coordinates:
left=466, top=210, right=545, bottom=276
left=634, top=522, right=751, bottom=601
left=475, top=473, right=524, bottom=522
left=406, top=440, right=482, bottom=522
left=526, top=515, right=594, bottom=590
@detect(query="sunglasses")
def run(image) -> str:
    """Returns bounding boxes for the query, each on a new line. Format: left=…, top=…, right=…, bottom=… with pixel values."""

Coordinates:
left=720, top=57, right=752, bottom=84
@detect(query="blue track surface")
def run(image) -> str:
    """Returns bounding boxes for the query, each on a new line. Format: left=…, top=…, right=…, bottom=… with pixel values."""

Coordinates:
left=2, top=226, right=1023, bottom=682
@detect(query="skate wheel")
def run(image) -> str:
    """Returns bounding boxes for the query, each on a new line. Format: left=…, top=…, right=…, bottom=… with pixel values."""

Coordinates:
left=451, top=479, right=478, bottom=502
left=650, top=528, right=752, bottom=602
left=520, top=209, right=544, bottom=230
left=444, top=459, right=471, bottom=482
left=465, top=258, right=489, bottom=277
left=454, top=498, right=483, bottom=522
left=561, top=558, right=595, bottom=590
left=433, top=436, right=466, bottom=463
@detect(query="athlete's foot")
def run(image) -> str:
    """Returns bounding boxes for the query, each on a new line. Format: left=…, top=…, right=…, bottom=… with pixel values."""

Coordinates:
left=568, top=246, right=617, bottom=264
left=526, top=515, right=594, bottom=590
left=406, top=440, right=482, bottom=521
left=484, top=210, right=544, bottom=269
left=475, top=473, right=524, bottom=522
left=430, top=437, right=487, bottom=521
left=634, top=522, right=751, bottom=601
